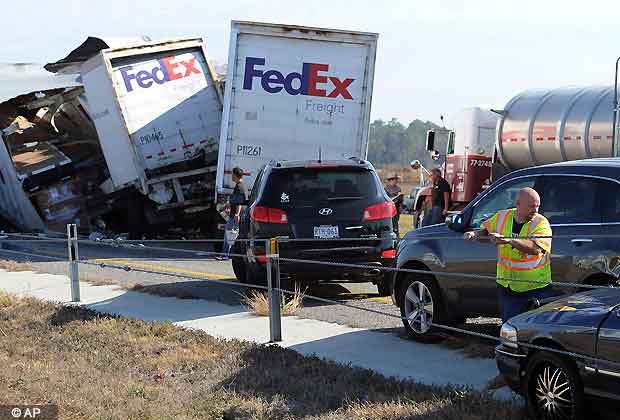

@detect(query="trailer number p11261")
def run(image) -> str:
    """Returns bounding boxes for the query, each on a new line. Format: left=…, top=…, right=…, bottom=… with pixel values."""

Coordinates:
left=237, top=145, right=263, bottom=157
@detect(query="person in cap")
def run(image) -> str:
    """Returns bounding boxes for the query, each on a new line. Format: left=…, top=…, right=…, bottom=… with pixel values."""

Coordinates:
left=384, top=173, right=403, bottom=237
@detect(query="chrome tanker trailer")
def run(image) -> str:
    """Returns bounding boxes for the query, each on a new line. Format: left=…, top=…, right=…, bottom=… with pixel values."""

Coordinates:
left=413, top=86, right=618, bottom=225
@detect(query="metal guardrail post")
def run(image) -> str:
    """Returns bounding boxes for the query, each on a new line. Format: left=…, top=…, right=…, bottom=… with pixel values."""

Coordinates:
left=266, top=238, right=282, bottom=342
left=67, top=224, right=80, bottom=302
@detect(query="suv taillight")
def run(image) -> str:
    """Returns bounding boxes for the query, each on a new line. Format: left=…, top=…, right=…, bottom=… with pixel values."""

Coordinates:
left=250, top=206, right=289, bottom=224
left=381, top=249, right=397, bottom=258
left=363, top=202, right=396, bottom=221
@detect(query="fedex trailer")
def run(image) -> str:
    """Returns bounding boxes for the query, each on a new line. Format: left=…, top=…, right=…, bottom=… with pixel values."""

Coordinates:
left=0, top=38, right=224, bottom=237
left=216, top=21, right=379, bottom=193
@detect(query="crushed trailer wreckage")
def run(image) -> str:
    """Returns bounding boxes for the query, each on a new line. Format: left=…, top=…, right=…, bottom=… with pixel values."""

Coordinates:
left=0, top=37, right=225, bottom=238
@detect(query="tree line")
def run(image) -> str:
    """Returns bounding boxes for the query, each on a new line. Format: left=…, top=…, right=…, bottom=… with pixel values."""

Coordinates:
left=367, top=118, right=444, bottom=168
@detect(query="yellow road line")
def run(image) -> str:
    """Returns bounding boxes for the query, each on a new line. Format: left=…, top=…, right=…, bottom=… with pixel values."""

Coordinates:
left=31, top=248, right=235, bottom=280
left=92, top=258, right=235, bottom=280
left=368, top=296, right=392, bottom=303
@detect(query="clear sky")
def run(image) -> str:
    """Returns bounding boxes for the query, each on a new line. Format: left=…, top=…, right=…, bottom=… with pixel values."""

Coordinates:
left=2, top=0, right=619, bottom=126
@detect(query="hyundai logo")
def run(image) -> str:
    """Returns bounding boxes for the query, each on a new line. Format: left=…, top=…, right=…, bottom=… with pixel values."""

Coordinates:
left=318, top=208, right=333, bottom=216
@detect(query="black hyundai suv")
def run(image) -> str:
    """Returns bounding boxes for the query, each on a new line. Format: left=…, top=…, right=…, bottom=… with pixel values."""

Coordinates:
left=391, top=158, right=620, bottom=339
left=231, top=158, right=397, bottom=295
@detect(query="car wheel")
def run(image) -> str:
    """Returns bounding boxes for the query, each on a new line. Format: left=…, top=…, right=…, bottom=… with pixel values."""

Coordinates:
left=231, top=243, right=247, bottom=284
left=524, top=351, right=585, bottom=420
left=399, top=274, right=446, bottom=340
left=376, top=280, right=391, bottom=297
left=245, top=260, right=267, bottom=287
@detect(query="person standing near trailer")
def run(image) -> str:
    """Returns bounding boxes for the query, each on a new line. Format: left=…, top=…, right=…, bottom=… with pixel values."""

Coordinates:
left=217, top=167, right=248, bottom=260
left=384, top=173, right=403, bottom=237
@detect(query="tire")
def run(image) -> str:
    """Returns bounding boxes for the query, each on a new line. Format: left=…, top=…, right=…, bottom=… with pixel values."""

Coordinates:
left=524, top=351, right=586, bottom=420
left=398, top=273, right=446, bottom=340
left=376, top=275, right=391, bottom=297
left=245, top=260, right=267, bottom=287
left=231, top=243, right=247, bottom=284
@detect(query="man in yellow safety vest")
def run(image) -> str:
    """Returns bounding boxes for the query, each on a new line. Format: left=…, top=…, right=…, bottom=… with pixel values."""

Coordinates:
left=463, top=188, right=554, bottom=322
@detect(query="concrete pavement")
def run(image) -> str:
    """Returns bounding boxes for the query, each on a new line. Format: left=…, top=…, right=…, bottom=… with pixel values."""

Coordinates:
left=0, top=268, right=515, bottom=394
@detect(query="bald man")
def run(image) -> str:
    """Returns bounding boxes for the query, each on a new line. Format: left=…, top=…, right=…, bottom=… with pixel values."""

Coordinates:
left=464, top=188, right=554, bottom=322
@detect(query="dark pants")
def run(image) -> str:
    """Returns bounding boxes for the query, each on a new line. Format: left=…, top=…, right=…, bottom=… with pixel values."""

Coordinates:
left=392, top=213, right=400, bottom=237
left=498, top=284, right=556, bottom=323
left=221, top=218, right=236, bottom=259
left=422, top=205, right=444, bottom=227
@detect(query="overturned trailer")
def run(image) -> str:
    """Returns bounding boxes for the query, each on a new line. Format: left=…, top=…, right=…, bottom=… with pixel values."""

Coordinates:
left=0, top=38, right=224, bottom=237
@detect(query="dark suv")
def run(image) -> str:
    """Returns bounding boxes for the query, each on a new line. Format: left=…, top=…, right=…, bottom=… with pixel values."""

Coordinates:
left=231, top=158, right=397, bottom=295
left=392, top=158, right=620, bottom=338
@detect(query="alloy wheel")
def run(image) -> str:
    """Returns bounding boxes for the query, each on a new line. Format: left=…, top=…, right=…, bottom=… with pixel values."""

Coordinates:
left=403, top=281, right=434, bottom=333
left=533, top=364, right=575, bottom=420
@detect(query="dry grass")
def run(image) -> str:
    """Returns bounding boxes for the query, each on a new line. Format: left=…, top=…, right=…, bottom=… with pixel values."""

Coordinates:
left=0, top=291, right=525, bottom=419
left=0, top=259, right=34, bottom=272
left=376, top=164, right=422, bottom=194
left=241, top=285, right=306, bottom=317
left=398, top=213, right=415, bottom=237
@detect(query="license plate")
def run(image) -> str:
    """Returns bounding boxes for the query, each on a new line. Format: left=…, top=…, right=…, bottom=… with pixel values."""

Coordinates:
left=314, top=225, right=339, bottom=239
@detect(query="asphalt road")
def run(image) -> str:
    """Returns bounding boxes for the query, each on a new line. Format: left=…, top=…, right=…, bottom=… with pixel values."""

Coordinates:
left=0, top=237, right=500, bottom=350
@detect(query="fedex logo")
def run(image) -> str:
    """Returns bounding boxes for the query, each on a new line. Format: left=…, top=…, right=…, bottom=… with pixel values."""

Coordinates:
left=119, top=55, right=202, bottom=93
left=243, top=57, right=355, bottom=100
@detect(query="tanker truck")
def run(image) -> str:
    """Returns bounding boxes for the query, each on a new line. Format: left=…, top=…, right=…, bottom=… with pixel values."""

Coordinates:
left=413, top=86, right=618, bottom=225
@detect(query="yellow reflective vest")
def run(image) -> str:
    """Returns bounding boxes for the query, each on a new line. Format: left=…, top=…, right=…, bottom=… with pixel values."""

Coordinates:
left=481, top=208, right=552, bottom=292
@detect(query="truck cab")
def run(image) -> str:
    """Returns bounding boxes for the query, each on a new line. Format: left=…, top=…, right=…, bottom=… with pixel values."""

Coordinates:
left=411, top=108, right=500, bottom=226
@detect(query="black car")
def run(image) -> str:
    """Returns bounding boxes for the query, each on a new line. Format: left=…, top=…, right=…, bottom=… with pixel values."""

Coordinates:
left=231, top=158, right=397, bottom=294
left=496, top=289, right=620, bottom=419
left=391, top=158, right=620, bottom=338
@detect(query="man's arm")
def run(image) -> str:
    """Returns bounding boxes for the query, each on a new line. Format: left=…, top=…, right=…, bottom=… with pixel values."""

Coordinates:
left=509, top=217, right=552, bottom=256
left=500, top=238, right=543, bottom=256
left=442, top=191, right=450, bottom=215
left=464, top=227, right=490, bottom=241
left=464, top=210, right=499, bottom=241
left=440, top=180, right=451, bottom=215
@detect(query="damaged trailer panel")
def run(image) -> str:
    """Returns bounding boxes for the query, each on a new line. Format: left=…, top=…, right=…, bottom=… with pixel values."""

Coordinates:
left=0, top=131, right=46, bottom=232
left=81, top=38, right=222, bottom=193
left=0, top=64, right=83, bottom=232
left=0, top=38, right=224, bottom=237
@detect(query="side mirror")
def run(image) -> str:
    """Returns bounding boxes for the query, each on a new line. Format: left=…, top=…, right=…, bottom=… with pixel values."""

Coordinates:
left=446, top=212, right=466, bottom=232
left=431, top=150, right=440, bottom=161
left=445, top=214, right=454, bottom=229
left=526, top=298, right=541, bottom=311
left=425, top=130, right=435, bottom=152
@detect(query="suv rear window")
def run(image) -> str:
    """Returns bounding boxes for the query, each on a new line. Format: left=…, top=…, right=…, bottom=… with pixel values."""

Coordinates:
left=261, top=167, right=379, bottom=207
